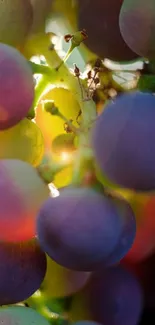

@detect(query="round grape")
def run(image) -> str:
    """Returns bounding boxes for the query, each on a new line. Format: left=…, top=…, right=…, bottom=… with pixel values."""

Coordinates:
left=119, top=0, right=155, bottom=59
left=92, top=91, right=155, bottom=191
left=37, top=186, right=131, bottom=271
left=0, top=43, right=34, bottom=130
left=70, top=265, right=143, bottom=325
left=78, top=0, right=138, bottom=61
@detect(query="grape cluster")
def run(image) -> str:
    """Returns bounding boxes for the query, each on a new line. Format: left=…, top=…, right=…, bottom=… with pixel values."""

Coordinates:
left=0, top=0, right=155, bottom=325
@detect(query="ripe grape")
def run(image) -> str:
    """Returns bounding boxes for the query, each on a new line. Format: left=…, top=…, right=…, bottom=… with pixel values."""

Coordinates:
left=0, top=44, right=34, bottom=130
left=36, top=186, right=135, bottom=271
left=0, top=306, right=49, bottom=325
left=0, top=239, right=46, bottom=305
left=92, top=91, right=155, bottom=191
left=0, top=118, right=44, bottom=166
left=41, top=256, right=91, bottom=298
left=0, top=0, right=33, bottom=47
left=0, top=159, right=49, bottom=242
left=70, top=265, right=143, bottom=325
left=78, top=0, right=138, bottom=61
left=30, top=0, right=53, bottom=34
left=119, top=0, right=155, bottom=59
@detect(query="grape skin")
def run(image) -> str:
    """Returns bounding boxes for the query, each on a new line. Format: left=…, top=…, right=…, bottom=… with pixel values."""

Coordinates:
left=0, top=0, right=33, bottom=47
left=119, top=0, right=155, bottom=59
left=0, top=44, right=34, bottom=130
left=37, top=187, right=133, bottom=271
left=78, top=0, right=138, bottom=61
left=104, top=193, right=136, bottom=266
left=0, top=239, right=46, bottom=305
left=92, top=91, right=155, bottom=191
left=70, top=265, right=143, bottom=325
left=0, top=159, right=49, bottom=242
left=0, top=306, right=49, bottom=325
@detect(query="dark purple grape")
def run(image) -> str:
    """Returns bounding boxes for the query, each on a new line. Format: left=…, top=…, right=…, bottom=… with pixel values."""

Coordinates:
left=92, top=91, right=155, bottom=191
left=78, top=0, right=138, bottom=61
left=0, top=306, right=49, bottom=325
left=36, top=186, right=135, bottom=271
left=119, top=0, right=155, bottom=59
left=0, top=43, right=34, bottom=130
left=0, top=239, right=46, bottom=305
left=70, top=265, right=143, bottom=325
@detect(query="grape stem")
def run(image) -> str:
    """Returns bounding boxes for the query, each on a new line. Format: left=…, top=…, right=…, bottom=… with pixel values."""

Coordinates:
left=30, top=41, right=97, bottom=185
left=28, top=75, right=50, bottom=119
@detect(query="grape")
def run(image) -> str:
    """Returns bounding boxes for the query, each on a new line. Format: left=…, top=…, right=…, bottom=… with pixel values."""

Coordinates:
left=0, top=0, right=33, bottom=47
left=41, top=256, right=91, bottom=298
left=0, top=118, right=44, bottom=166
left=36, top=186, right=135, bottom=271
left=0, top=306, right=49, bottom=325
left=52, top=134, right=76, bottom=155
left=125, top=193, right=155, bottom=262
left=70, top=265, right=143, bottom=325
left=0, top=238, right=46, bottom=305
left=0, top=159, right=49, bottom=242
left=119, top=0, right=155, bottom=59
left=78, top=0, right=138, bottom=61
left=35, top=87, right=80, bottom=150
left=92, top=91, right=155, bottom=191
left=30, top=0, right=53, bottom=35
left=0, top=44, right=34, bottom=130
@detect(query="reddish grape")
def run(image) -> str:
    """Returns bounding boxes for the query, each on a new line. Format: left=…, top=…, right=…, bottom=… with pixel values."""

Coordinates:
left=0, top=44, right=34, bottom=130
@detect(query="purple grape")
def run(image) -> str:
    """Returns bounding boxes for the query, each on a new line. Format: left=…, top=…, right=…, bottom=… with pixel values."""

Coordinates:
left=70, top=265, right=143, bottom=325
left=0, top=43, right=34, bottom=130
left=92, top=91, right=155, bottom=191
left=36, top=186, right=134, bottom=271
left=0, top=239, right=46, bottom=305
left=119, top=0, right=155, bottom=59
left=78, top=0, right=138, bottom=61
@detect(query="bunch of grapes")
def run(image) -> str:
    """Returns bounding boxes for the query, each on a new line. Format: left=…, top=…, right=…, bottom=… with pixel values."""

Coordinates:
left=1, top=0, right=155, bottom=324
